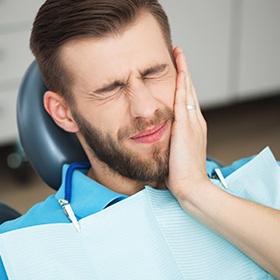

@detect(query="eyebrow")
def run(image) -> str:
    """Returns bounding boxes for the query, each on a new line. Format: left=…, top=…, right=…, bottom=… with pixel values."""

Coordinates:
left=93, top=63, right=169, bottom=94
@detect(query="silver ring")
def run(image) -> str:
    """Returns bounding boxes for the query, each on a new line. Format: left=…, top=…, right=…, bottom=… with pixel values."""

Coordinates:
left=186, top=104, right=197, bottom=110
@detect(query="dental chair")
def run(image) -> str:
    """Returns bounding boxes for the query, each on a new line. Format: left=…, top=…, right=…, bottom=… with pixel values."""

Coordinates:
left=17, top=61, right=88, bottom=191
left=0, top=202, right=21, bottom=224
left=0, top=61, right=87, bottom=224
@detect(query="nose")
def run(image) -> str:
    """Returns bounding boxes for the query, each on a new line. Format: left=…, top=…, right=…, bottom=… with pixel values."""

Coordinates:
left=128, top=80, right=161, bottom=119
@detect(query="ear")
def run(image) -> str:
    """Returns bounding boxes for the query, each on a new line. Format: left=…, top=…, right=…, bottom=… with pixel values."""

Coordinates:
left=44, top=91, right=79, bottom=133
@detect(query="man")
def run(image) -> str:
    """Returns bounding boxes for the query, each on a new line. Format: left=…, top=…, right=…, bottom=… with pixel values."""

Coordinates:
left=0, top=0, right=280, bottom=279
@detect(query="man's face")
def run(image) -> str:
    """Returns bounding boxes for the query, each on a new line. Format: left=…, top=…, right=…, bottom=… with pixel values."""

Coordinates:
left=61, top=13, right=177, bottom=183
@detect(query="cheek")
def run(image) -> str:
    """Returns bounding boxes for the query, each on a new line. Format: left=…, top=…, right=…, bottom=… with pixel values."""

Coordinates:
left=150, top=79, right=176, bottom=110
left=73, top=95, right=129, bottom=139
left=99, top=104, right=129, bottom=136
left=79, top=104, right=120, bottom=136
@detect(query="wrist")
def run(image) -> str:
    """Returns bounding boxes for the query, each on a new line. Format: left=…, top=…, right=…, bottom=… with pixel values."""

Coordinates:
left=173, top=179, right=223, bottom=219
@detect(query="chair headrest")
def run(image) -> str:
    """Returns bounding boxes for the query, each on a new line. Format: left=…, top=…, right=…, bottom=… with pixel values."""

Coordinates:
left=0, top=202, right=21, bottom=224
left=17, top=61, right=88, bottom=190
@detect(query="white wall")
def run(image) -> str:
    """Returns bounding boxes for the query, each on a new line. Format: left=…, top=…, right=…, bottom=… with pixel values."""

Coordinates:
left=159, top=0, right=280, bottom=108
left=1, top=0, right=280, bottom=145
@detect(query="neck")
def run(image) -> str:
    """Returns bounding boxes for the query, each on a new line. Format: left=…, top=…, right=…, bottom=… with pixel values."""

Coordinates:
left=87, top=158, right=167, bottom=196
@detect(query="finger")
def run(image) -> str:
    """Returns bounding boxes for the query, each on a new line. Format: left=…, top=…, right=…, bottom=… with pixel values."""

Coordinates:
left=174, top=47, right=205, bottom=126
left=174, top=66, right=188, bottom=123
left=173, top=47, right=197, bottom=121
left=174, top=47, right=195, bottom=99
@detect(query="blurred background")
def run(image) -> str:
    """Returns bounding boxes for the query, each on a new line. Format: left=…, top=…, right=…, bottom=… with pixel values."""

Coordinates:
left=0, top=0, right=279, bottom=214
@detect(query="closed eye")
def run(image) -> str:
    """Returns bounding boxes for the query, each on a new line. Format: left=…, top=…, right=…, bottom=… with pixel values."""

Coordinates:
left=87, top=81, right=126, bottom=102
left=94, top=80, right=125, bottom=95
left=141, top=63, right=168, bottom=79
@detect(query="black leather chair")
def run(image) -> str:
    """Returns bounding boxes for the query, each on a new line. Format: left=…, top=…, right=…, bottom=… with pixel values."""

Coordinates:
left=17, top=61, right=88, bottom=190
left=1, top=61, right=89, bottom=224
left=0, top=202, right=21, bottom=224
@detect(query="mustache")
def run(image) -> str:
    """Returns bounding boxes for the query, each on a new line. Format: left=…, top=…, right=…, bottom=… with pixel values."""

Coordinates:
left=118, top=107, right=174, bottom=141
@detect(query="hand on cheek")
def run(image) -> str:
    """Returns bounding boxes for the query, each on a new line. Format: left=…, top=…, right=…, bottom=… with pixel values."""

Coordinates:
left=167, top=46, right=209, bottom=201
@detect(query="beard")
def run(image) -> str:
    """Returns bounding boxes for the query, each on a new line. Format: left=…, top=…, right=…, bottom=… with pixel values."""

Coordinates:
left=71, top=107, right=174, bottom=183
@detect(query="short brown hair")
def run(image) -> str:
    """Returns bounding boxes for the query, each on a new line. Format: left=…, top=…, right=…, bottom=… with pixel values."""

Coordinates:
left=30, top=0, right=172, bottom=102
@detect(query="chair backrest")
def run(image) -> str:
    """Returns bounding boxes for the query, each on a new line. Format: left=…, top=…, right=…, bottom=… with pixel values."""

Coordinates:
left=0, top=202, right=21, bottom=224
left=17, top=61, right=88, bottom=190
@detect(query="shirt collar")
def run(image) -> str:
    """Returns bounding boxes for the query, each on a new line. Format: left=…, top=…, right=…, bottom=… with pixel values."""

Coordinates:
left=56, top=160, right=219, bottom=219
left=55, top=164, right=127, bottom=219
